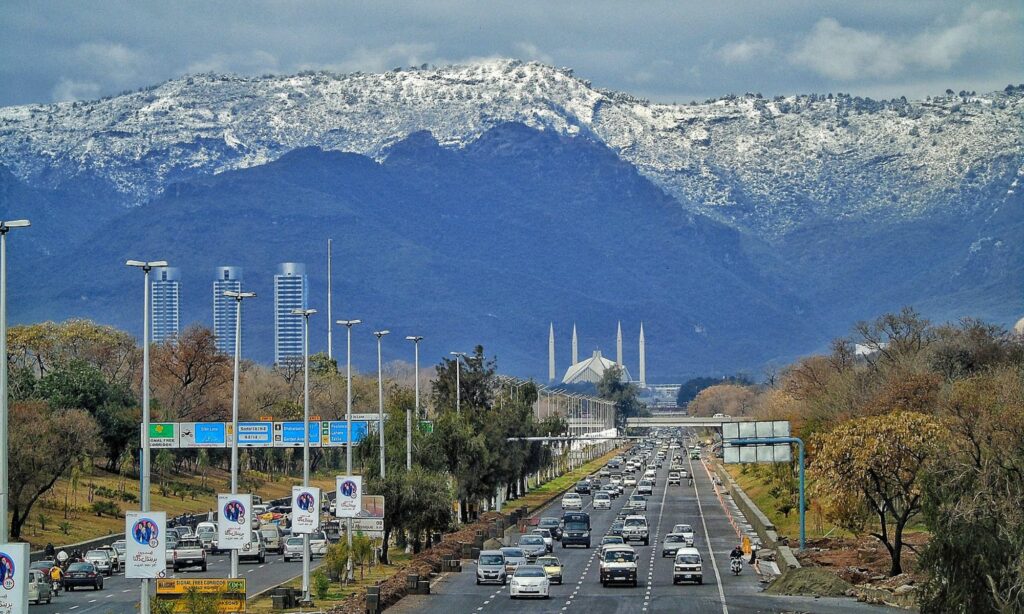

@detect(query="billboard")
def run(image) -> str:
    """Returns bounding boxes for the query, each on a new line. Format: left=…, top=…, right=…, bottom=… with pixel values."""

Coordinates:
left=335, top=476, right=362, bottom=518
left=217, top=494, right=252, bottom=549
left=0, top=542, right=27, bottom=614
left=722, top=420, right=792, bottom=464
left=352, top=495, right=385, bottom=536
left=125, top=511, right=167, bottom=579
left=291, top=486, right=321, bottom=534
left=156, top=578, right=246, bottom=613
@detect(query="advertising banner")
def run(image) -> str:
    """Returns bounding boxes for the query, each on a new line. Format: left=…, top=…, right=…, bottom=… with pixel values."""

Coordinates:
left=0, top=542, right=27, bottom=614
left=217, top=494, right=252, bottom=549
left=125, top=511, right=167, bottom=579
left=156, top=578, right=246, bottom=613
left=335, top=476, right=362, bottom=518
left=291, top=486, right=321, bottom=534
left=352, top=495, right=385, bottom=536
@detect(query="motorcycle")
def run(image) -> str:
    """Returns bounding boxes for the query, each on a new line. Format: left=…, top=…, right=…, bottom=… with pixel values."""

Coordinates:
left=730, top=557, right=743, bottom=575
left=51, top=579, right=61, bottom=595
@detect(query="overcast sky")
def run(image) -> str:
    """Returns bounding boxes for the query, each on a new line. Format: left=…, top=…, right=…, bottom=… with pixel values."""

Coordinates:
left=1, top=1, right=1021, bottom=107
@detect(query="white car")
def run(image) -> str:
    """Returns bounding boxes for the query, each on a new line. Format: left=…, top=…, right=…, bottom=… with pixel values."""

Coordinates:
left=627, top=495, right=648, bottom=512
left=28, top=569, right=53, bottom=604
left=668, top=472, right=681, bottom=485
left=282, top=536, right=304, bottom=562
left=561, top=493, right=583, bottom=510
left=309, top=531, right=329, bottom=557
left=673, top=548, right=704, bottom=584
left=623, top=475, right=638, bottom=487
left=531, top=528, right=554, bottom=552
left=671, top=524, right=695, bottom=546
left=599, top=544, right=638, bottom=587
left=593, top=492, right=612, bottom=509
left=509, top=564, right=550, bottom=599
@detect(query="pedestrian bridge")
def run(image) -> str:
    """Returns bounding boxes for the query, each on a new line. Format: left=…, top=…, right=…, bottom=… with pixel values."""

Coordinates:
left=625, top=413, right=754, bottom=428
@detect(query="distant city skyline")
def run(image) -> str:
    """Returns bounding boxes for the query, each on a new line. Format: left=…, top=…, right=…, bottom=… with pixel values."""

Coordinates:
left=212, top=266, right=243, bottom=355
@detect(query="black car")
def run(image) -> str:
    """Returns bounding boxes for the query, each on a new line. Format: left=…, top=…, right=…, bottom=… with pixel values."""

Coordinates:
left=63, top=562, right=104, bottom=591
left=538, top=516, right=562, bottom=541
left=609, top=520, right=625, bottom=537
left=575, top=480, right=591, bottom=495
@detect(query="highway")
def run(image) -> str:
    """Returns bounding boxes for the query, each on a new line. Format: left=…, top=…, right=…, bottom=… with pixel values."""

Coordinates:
left=392, top=439, right=901, bottom=614
left=33, top=547, right=321, bottom=613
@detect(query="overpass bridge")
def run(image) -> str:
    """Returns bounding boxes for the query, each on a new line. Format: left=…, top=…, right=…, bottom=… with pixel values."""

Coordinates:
left=625, top=413, right=754, bottom=428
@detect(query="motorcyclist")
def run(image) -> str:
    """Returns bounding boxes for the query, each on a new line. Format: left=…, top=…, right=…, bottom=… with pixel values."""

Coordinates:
left=44, top=543, right=56, bottom=559
left=49, top=563, right=63, bottom=591
left=729, top=545, right=744, bottom=560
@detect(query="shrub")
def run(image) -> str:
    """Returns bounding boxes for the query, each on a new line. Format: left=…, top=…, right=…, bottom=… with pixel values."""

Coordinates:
left=58, top=521, right=72, bottom=536
left=91, top=500, right=121, bottom=518
left=312, top=570, right=330, bottom=600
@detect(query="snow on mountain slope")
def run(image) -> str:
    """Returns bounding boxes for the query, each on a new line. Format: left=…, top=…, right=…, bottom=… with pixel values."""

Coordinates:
left=0, top=59, right=1021, bottom=236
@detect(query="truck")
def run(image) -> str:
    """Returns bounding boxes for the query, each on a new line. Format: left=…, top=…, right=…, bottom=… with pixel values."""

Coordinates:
left=171, top=537, right=208, bottom=572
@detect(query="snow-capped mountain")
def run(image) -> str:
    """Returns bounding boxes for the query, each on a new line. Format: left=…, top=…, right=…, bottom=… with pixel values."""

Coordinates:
left=1, top=59, right=1020, bottom=237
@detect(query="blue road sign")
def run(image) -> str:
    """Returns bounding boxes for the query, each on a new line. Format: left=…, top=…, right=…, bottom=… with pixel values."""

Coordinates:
left=275, top=421, right=322, bottom=447
left=324, top=420, right=368, bottom=446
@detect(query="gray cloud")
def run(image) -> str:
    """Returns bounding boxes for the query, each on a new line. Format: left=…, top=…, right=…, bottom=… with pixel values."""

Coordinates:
left=0, top=0, right=1020, bottom=107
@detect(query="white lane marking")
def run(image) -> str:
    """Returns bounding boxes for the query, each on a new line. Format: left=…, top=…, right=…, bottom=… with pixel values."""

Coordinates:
left=70, top=607, right=79, bottom=610
left=689, top=453, right=729, bottom=614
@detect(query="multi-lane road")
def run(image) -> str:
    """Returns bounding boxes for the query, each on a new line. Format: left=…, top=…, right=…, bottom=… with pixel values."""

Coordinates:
left=393, top=439, right=901, bottom=614
left=34, top=546, right=321, bottom=613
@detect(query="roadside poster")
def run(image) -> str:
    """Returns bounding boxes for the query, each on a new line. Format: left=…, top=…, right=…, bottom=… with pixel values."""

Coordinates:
left=352, top=495, right=385, bottom=536
left=217, top=494, right=252, bottom=549
left=291, top=486, right=321, bottom=534
left=335, top=476, right=362, bottom=518
left=125, top=511, right=167, bottom=579
left=0, top=542, right=27, bottom=614
left=156, top=578, right=246, bottom=613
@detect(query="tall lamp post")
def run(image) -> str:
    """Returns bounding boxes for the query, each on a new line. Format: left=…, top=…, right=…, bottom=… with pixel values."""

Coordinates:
left=450, top=352, right=467, bottom=414
left=0, top=219, right=29, bottom=542
left=126, top=258, right=168, bottom=614
left=373, top=330, right=389, bottom=478
left=337, top=319, right=361, bottom=581
left=225, top=290, right=256, bottom=579
left=404, top=336, right=422, bottom=471
left=291, top=308, right=316, bottom=601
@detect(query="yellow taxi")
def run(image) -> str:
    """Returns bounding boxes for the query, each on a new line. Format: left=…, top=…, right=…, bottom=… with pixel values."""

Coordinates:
left=536, top=555, right=563, bottom=585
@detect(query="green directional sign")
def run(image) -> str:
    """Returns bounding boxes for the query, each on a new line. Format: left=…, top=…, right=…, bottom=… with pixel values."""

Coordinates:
left=419, top=420, right=434, bottom=434
left=148, top=423, right=178, bottom=448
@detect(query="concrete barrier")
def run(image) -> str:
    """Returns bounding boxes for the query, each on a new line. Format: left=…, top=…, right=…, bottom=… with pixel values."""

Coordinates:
left=713, top=462, right=780, bottom=546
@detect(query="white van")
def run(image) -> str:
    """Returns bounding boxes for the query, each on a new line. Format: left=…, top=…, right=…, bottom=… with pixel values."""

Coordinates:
left=195, top=522, right=217, bottom=550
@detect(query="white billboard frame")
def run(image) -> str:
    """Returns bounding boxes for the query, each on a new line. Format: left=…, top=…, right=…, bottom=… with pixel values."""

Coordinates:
left=335, top=476, right=362, bottom=518
left=217, top=494, right=252, bottom=549
left=125, top=511, right=167, bottom=579
left=291, top=486, right=321, bottom=534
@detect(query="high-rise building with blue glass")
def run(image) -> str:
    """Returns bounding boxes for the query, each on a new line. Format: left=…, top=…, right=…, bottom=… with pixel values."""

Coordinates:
left=274, top=262, right=307, bottom=366
left=213, top=266, right=243, bottom=355
left=151, top=267, right=181, bottom=344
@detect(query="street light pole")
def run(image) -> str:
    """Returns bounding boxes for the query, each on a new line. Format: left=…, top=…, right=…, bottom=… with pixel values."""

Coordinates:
left=0, top=219, right=28, bottom=543
left=291, top=308, right=316, bottom=600
left=337, top=319, right=361, bottom=581
left=126, top=258, right=168, bottom=614
left=226, top=290, right=256, bottom=580
left=373, top=330, right=390, bottom=479
left=450, top=352, right=466, bottom=414
left=404, top=336, right=422, bottom=471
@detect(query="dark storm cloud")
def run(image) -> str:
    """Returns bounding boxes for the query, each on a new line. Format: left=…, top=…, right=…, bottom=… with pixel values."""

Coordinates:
left=0, top=0, right=1020, bottom=106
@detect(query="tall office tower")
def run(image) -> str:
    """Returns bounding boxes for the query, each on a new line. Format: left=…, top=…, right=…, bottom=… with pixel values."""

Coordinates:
left=213, top=266, right=243, bottom=355
left=151, top=267, right=181, bottom=344
left=274, top=262, right=308, bottom=366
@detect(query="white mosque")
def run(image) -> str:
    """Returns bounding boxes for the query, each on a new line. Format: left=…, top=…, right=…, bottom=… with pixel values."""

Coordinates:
left=548, top=321, right=646, bottom=386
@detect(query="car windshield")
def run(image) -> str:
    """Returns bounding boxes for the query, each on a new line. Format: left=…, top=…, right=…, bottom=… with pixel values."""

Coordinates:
left=30, top=562, right=50, bottom=569
left=286, top=537, right=303, bottom=545
left=604, top=550, right=636, bottom=563
left=611, top=521, right=623, bottom=529
left=539, top=518, right=559, bottom=527
left=624, top=519, right=646, bottom=528
left=595, top=493, right=609, bottom=499
left=676, top=554, right=701, bottom=564
left=630, top=495, right=644, bottom=501
left=602, top=537, right=623, bottom=544
left=533, top=529, right=550, bottom=537
left=516, top=566, right=546, bottom=577
left=537, top=557, right=558, bottom=566
left=261, top=529, right=278, bottom=538
left=674, top=525, right=693, bottom=533
left=86, top=550, right=108, bottom=559
left=501, top=549, right=524, bottom=558
left=479, top=554, right=504, bottom=565
left=665, top=535, right=685, bottom=543
left=68, top=563, right=92, bottom=572
left=520, top=536, right=544, bottom=545
left=564, top=521, right=588, bottom=531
